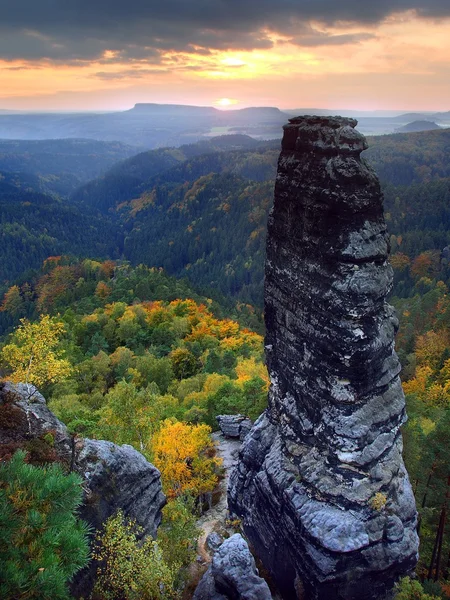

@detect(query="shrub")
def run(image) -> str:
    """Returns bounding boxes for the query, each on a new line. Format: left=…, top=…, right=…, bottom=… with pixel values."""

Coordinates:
left=395, top=577, right=441, bottom=599
left=157, top=496, right=200, bottom=587
left=92, top=510, right=177, bottom=600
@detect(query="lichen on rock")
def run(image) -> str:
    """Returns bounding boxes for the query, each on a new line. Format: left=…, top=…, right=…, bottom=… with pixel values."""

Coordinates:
left=228, top=116, right=419, bottom=600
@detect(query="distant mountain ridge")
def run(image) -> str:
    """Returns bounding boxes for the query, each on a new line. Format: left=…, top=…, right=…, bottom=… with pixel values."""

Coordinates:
left=0, top=104, right=288, bottom=147
left=396, top=120, right=441, bottom=133
left=0, top=103, right=448, bottom=144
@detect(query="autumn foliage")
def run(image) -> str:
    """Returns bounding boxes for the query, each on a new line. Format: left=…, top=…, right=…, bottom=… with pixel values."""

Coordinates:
left=1, top=314, right=72, bottom=388
left=152, top=419, right=220, bottom=499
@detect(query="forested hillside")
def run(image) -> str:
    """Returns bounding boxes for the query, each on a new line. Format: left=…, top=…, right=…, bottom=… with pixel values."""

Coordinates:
left=2, top=127, right=450, bottom=596
left=2, top=252, right=450, bottom=594
left=0, top=258, right=267, bottom=438
left=0, top=258, right=267, bottom=598
left=0, top=139, right=139, bottom=196
left=117, top=128, right=450, bottom=304
left=71, top=134, right=271, bottom=213
left=2, top=128, right=450, bottom=306
left=0, top=174, right=120, bottom=284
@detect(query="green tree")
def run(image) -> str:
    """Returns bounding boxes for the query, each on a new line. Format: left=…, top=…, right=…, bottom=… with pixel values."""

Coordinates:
left=0, top=450, right=90, bottom=600
left=99, top=381, right=180, bottom=453
left=394, top=577, right=440, bottom=600
left=0, top=285, right=25, bottom=318
left=157, top=496, right=199, bottom=588
left=169, top=348, right=199, bottom=380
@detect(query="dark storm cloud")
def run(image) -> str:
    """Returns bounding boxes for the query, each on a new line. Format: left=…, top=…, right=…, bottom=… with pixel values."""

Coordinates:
left=0, top=0, right=448, bottom=61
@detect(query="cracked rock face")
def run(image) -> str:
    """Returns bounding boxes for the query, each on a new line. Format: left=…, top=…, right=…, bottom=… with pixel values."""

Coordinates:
left=228, top=116, right=419, bottom=600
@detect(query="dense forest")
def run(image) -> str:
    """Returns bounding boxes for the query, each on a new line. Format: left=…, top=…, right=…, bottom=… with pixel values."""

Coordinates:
left=0, top=173, right=121, bottom=283
left=2, top=128, right=450, bottom=306
left=0, top=259, right=267, bottom=598
left=0, top=139, right=139, bottom=196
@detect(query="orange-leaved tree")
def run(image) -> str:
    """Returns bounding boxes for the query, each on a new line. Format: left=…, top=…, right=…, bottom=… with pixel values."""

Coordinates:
left=151, top=419, right=221, bottom=499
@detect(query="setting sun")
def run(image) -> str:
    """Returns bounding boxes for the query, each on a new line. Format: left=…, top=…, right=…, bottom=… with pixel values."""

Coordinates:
left=216, top=98, right=238, bottom=107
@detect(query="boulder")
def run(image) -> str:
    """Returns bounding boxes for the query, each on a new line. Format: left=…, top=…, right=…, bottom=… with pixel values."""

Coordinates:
left=239, top=418, right=253, bottom=441
left=206, top=531, right=225, bottom=554
left=216, top=414, right=247, bottom=438
left=193, top=534, right=272, bottom=600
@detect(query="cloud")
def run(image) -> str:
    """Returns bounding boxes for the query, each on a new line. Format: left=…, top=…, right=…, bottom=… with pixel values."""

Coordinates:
left=0, top=0, right=449, bottom=61
left=93, top=68, right=170, bottom=80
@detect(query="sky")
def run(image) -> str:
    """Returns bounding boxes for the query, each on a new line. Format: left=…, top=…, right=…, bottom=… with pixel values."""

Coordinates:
left=0, top=0, right=450, bottom=112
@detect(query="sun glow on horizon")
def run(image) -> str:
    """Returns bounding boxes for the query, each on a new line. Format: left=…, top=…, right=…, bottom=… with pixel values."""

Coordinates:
left=216, top=98, right=238, bottom=107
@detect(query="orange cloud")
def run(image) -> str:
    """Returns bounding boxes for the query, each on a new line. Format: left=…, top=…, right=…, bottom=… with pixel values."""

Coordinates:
left=0, top=11, right=449, bottom=111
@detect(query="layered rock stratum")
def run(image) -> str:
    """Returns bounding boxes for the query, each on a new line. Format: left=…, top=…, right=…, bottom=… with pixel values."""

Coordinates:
left=228, top=116, right=419, bottom=600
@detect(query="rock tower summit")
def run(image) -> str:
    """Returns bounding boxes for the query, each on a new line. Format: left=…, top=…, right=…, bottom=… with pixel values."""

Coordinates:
left=229, top=116, right=419, bottom=600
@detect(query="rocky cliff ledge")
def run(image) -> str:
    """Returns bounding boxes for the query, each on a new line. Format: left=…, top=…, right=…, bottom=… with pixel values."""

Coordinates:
left=228, top=116, right=419, bottom=600
left=0, top=381, right=166, bottom=597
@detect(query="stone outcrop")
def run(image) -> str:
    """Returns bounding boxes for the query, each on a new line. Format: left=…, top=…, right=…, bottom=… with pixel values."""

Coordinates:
left=193, top=533, right=273, bottom=600
left=228, top=116, right=419, bottom=600
left=0, top=382, right=166, bottom=597
left=216, top=414, right=253, bottom=439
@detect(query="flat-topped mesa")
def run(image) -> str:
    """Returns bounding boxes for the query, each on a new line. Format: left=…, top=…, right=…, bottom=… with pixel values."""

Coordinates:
left=228, top=116, right=419, bottom=600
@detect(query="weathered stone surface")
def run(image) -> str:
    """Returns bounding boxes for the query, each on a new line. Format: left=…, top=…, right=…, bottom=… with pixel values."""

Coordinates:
left=0, top=381, right=72, bottom=460
left=228, top=116, right=419, bottom=600
left=217, top=414, right=247, bottom=438
left=206, top=531, right=225, bottom=554
left=0, top=382, right=165, bottom=598
left=75, top=438, right=165, bottom=538
left=239, top=417, right=253, bottom=441
left=193, top=534, right=273, bottom=600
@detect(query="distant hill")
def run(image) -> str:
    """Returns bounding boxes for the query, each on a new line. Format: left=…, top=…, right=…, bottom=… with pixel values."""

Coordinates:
left=128, top=103, right=286, bottom=121
left=395, top=120, right=441, bottom=133
left=70, top=135, right=276, bottom=213
left=69, top=127, right=450, bottom=304
left=3, top=126, right=450, bottom=304
left=434, top=111, right=450, bottom=120
left=392, top=111, right=450, bottom=123
left=364, top=127, right=450, bottom=185
left=0, top=104, right=289, bottom=148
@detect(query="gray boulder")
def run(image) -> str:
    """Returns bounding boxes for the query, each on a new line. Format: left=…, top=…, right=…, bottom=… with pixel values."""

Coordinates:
left=217, top=414, right=246, bottom=438
left=206, top=531, right=225, bottom=554
left=76, top=438, right=165, bottom=538
left=217, top=414, right=253, bottom=439
left=0, top=381, right=72, bottom=461
left=193, top=534, right=272, bottom=600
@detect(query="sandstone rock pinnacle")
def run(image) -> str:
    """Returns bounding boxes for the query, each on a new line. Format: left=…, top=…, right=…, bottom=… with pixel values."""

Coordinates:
left=228, top=116, right=419, bottom=600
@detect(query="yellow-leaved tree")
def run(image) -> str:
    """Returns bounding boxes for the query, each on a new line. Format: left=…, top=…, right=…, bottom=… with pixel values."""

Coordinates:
left=151, top=419, right=221, bottom=499
left=1, top=314, right=72, bottom=388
